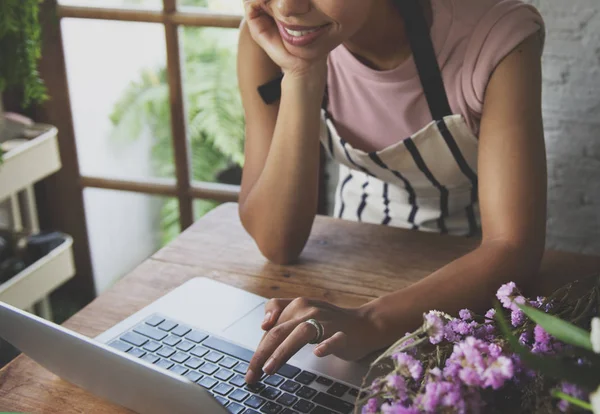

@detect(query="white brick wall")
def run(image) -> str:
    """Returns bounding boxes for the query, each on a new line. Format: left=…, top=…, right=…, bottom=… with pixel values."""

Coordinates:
left=526, top=0, right=600, bottom=254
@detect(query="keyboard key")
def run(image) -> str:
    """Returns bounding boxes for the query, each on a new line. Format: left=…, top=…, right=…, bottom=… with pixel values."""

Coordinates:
left=244, top=410, right=260, bottom=414
left=244, top=395, right=266, bottom=409
left=292, top=399, right=314, bottom=413
left=134, top=324, right=168, bottom=341
left=276, top=393, right=298, bottom=407
left=191, top=346, right=209, bottom=358
left=280, top=380, right=301, bottom=394
left=163, top=335, right=182, bottom=347
left=156, top=359, right=174, bottom=370
left=327, top=383, right=349, bottom=397
left=234, top=362, right=249, bottom=375
left=277, top=364, right=301, bottom=379
left=144, top=315, right=165, bottom=327
left=348, top=388, right=359, bottom=398
left=264, top=375, right=284, bottom=387
left=120, top=332, right=148, bottom=347
left=215, top=395, right=229, bottom=406
left=143, top=341, right=162, bottom=353
left=184, top=357, right=203, bottom=370
left=109, top=340, right=132, bottom=353
left=206, top=351, right=224, bottom=363
left=157, top=347, right=176, bottom=358
left=311, top=407, right=336, bottom=414
left=127, top=348, right=146, bottom=358
left=172, top=325, right=192, bottom=337
left=220, top=356, right=239, bottom=369
left=295, top=386, right=316, bottom=400
left=171, top=352, right=190, bottom=364
left=186, top=330, right=209, bottom=343
left=245, top=382, right=266, bottom=394
left=203, top=337, right=254, bottom=363
left=281, top=409, right=298, bottom=414
left=230, top=389, right=250, bottom=402
left=260, top=401, right=283, bottom=414
left=316, top=377, right=333, bottom=386
left=200, top=362, right=219, bottom=375
left=294, top=371, right=316, bottom=385
left=176, top=340, right=195, bottom=352
left=157, top=320, right=178, bottom=332
left=141, top=353, right=160, bottom=364
left=230, top=374, right=247, bottom=387
left=199, top=377, right=218, bottom=389
left=260, top=386, right=281, bottom=400
left=214, top=382, right=234, bottom=396
left=185, top=371, right=203, bottom=383
left=169, top=364, right=189, bottom=376
left=313, top=392, right=354, bottom=414
left=215, top=369, right=234, bottom=381
left=227, top=402, right=245, bottom=414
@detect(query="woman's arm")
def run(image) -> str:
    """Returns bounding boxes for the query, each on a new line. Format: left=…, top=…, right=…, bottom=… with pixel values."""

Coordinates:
left=244, top=33, right=547, bottom=383
left=237, top=20, right=327, bottom=264
left=361, top=32, right=547, bottom=349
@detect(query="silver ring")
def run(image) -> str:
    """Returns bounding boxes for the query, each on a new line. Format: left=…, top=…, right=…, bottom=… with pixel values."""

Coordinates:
left=305, top=319, right=324, bottom=345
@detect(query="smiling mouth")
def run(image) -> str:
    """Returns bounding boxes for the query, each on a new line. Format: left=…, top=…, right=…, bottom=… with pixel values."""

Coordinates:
left=276, top=22, right=331, bottom=46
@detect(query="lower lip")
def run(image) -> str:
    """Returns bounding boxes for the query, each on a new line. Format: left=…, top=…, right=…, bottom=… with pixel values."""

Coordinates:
left=276, top=22, right=330, bottom=47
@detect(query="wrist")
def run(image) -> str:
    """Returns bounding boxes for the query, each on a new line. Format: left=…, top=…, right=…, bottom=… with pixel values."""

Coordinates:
left=281, top=62, right=327, bottom=99
left=357, top=298, right=392, bottom=352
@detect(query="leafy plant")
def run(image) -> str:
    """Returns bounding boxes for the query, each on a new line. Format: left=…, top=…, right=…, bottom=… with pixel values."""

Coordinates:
left=110, top=4, right=245, bottom=245
left=0, top=0, right=48, bottom=107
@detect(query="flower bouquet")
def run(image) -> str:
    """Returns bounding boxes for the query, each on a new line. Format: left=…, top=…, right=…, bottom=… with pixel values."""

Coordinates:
left=357, top=277, right=600, bottom=413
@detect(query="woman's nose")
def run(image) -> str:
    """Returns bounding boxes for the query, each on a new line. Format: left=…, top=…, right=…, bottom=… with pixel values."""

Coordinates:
left=272, top=0, right=311, bottom=17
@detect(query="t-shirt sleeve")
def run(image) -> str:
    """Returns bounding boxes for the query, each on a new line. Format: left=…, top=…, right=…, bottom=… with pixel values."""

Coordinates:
left=461, top=0, right=545, bottom=116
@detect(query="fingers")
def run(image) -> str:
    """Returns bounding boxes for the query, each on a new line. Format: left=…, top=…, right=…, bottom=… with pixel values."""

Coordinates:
left=314, top=331, right=348, bottom=358
left=246, top=318, right=323, bottom=383
left=262, top=298, right=292, bottom=330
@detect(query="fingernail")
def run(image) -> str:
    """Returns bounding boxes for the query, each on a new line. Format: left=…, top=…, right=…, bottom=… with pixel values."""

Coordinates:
left=263, top=312, right=272, bottom=325
left=263, top=358, right=276, bottom=374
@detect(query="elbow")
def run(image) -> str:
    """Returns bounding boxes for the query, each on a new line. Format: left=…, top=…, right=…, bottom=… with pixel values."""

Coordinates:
left=238, top=203, right=304, bottom=265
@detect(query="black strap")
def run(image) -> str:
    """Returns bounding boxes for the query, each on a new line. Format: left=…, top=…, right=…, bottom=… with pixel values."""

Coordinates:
left=257, top=73, right=283, bottom=105
left=393, top=0, right=452, bottom=119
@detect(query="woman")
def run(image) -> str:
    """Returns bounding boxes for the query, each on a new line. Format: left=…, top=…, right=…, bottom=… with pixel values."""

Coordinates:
left=237, top=0, right=547, bottom=385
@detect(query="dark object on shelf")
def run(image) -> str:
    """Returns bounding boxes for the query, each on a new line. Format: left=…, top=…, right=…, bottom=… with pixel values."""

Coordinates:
left=216, top=164, right=242, bottom=186
left=0, top=257, right=26, bottom=284
left=24, top=231, right=67, bottom=265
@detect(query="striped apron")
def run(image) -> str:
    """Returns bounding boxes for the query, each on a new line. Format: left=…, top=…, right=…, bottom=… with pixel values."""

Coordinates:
left=257, top=0, right=480, bottom=236
left=321, top=0, right=480, bottom=236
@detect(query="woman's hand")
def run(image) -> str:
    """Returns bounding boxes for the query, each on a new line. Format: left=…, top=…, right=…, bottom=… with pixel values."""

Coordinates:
left=243, top=0, right=326, bottom=79
left=245, top=297, right=381, bottom=384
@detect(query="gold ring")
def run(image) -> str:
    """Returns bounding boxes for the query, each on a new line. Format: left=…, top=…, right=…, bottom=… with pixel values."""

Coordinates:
left=305, top=318, right=324, bottom=344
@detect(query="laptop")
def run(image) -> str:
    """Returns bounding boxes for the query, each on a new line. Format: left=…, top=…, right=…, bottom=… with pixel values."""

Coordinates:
left=0, top=277, right=379, bottom=414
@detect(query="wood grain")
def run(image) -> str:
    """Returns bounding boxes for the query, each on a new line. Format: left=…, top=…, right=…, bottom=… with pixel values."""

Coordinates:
left=0, top=203, right=598, bottom=413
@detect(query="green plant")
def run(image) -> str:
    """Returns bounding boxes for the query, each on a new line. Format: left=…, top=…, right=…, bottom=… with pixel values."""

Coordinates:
left=110, top=7, right=245, bottom=245
left=0, top=0, right=48, bottom=107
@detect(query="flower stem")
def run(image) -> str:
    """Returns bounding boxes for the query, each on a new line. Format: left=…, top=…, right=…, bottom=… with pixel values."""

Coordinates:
left=552, top=390, right=593, bottom=411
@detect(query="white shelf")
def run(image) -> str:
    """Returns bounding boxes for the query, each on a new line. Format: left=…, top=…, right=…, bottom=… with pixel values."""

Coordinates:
left=0, top=125, right=61, bottom=201
left=0, top=236, right=75, bottom=310
left=0, top=123, right=75, bottom=319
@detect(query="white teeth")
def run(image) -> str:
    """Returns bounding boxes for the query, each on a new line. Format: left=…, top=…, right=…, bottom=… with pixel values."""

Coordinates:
left=284, top=27, right=320, bottom=37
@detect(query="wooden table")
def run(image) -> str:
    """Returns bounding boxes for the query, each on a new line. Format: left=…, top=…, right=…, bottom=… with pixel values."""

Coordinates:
left=1, top=203, right=598, bottom=413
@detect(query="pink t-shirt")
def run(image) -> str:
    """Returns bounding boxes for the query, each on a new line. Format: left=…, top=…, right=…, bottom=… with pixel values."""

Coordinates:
left=326, top=0, right=545, bottom=153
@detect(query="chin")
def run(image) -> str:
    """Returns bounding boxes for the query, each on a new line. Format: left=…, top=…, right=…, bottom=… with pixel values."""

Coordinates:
left=283, top=43, right=335, bottom=62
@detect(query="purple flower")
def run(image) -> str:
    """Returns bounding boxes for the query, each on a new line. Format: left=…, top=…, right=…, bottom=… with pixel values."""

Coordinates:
left=511, top=309, right=526, bottom=327
left=558, top=382, right=587, bottom=412
left=393, top=352, right=423, bottom=380
left=424, top=311, right=446, bottom=344
left=362, top=398, right=379, bottom=414
left=532, top=324, right=553, bottom=354
left=386, top=374, right=407, bottom=398
left=381, top=402, right=420, bottom=414
left=496, top=282, right=517, bottom=309
left=484, top=308, right=496, bottom=323
left=519, top=331, right=532, bottom=347
left=459, top=309, right=473, bottom=320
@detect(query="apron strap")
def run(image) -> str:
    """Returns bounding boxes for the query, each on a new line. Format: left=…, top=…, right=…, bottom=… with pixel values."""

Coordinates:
left=393, top=0, right=452, bottom=119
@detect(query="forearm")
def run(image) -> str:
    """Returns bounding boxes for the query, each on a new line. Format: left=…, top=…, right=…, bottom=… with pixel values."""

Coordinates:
left=361, top=239, right=544, bottom=351
left=240, top=73, right=326, bottom=263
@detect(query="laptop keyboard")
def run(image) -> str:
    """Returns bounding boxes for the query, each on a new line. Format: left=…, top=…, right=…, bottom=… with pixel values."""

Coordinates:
left=108, top=314, right=357, bottom=414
